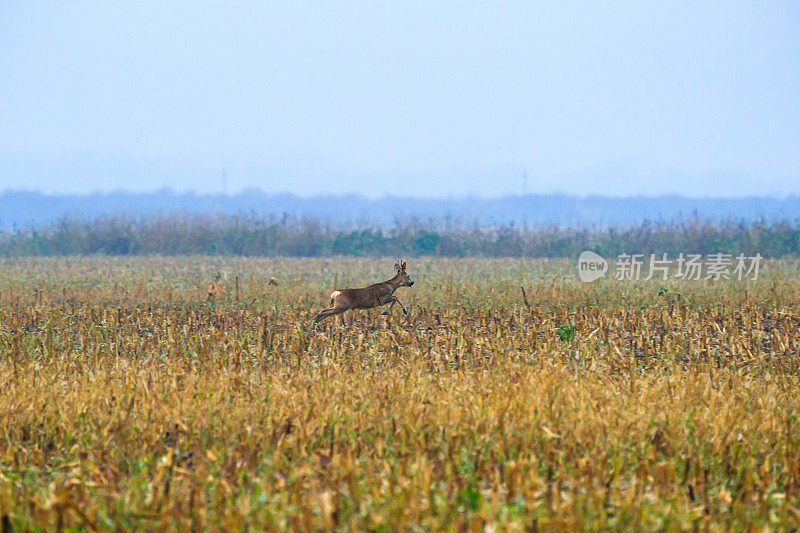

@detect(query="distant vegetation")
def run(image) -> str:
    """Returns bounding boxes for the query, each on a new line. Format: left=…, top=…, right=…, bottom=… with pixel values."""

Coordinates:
left=3, top=190, right=800, bottom=229
left=2, top=213, right=800, bottom=257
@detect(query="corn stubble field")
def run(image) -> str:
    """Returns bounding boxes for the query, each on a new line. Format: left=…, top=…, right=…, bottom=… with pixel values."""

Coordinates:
left=1, top=257, right=800, bottom=531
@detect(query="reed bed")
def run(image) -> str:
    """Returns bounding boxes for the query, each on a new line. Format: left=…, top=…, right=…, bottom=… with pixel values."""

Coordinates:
left=0, top=257, right=799, bottom=530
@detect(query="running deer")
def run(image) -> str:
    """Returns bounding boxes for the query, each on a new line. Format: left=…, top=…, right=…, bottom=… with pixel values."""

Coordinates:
left=312, top=260, right=414, bottom=323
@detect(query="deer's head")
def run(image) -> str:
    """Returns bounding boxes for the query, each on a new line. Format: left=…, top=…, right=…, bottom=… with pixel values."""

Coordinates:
left=394, top=260, right=414, bottom=286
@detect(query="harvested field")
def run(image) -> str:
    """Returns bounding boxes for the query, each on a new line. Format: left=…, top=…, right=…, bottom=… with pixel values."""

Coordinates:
left=1, top=257, right=799, bottom=530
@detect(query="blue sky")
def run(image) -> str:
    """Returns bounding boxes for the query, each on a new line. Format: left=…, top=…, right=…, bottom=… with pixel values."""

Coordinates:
left=1, top=2, right=798, bottom=197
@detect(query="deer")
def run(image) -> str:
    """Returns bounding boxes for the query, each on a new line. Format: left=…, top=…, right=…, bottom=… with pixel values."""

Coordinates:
left=207, top=273, right=226, bottom=301
left=312, top=259, right=414, bottom=323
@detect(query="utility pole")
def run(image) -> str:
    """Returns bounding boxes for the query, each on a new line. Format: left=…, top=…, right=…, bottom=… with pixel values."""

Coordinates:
left=522, top=168, right=529, bottom=228
left=522, top=168, right=528, bottom=196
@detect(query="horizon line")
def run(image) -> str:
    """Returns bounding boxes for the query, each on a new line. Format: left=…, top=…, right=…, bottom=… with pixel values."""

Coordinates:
left=3, top=188, right=799, bottom=202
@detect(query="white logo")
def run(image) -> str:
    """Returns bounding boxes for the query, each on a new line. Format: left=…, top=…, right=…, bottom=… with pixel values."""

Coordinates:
left=577, top=251, right=761, bottom=282
left=578, top=251, right=608, bottom=282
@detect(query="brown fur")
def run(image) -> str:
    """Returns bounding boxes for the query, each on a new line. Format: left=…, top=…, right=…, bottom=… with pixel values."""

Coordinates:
left=207, top=275, right=226, bottom=301
left=312, top=260, right=414, bottom=323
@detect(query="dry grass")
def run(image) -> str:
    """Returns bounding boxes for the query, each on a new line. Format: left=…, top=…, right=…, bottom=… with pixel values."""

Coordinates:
left=1, top=257, right=799, bottom=531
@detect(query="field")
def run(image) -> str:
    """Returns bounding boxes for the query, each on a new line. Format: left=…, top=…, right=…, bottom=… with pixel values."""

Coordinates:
left=1, top=256, right=799, bottom=531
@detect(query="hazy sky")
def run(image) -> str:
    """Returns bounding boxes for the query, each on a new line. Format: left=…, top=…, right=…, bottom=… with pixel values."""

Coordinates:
left=1, top=2, right=799, bottom=197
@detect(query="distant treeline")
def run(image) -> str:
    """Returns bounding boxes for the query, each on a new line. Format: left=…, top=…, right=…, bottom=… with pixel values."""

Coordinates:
left=4, top=190, right=800, bottom=229
left=2, top=214, right=799, bottom=258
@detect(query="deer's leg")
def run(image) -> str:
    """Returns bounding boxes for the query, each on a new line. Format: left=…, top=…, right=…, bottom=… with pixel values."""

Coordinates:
left=311, top=309, right=328, bottom=323
left=313, top=306, right=348, bottom=323
left=380, top=296, right=408, bottom=316
left=379, top=294, right=396, bottom=315
left=393, top=296, right=408, bottom=315
left=381, top=299, right=395, bottom=315
left=313, top=308, right=337, bottom=323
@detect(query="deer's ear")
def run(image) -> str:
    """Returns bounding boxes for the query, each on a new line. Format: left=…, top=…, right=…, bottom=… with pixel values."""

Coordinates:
left=394, top=262, right=401, bottom=272
left=401, top=261, right=407, bottom=270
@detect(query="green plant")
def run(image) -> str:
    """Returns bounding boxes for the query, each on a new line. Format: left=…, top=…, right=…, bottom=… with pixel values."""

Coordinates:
left=556, top=322, right=578, bottom=343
